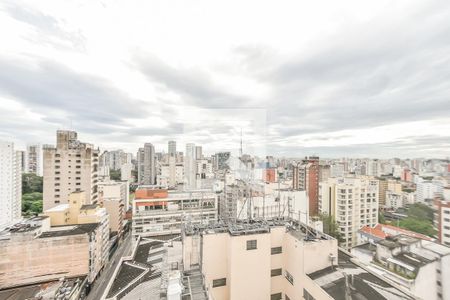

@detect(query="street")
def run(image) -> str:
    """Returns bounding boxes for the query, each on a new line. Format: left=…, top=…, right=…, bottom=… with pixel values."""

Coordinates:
left=86, top=233, right=133, bottom=300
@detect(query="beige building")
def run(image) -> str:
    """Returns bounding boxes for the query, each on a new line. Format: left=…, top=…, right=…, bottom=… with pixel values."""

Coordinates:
left=0, top=216, right=107, bottom=288
left=182, top=219, right=415, bottom=300
left=98, top=180, right=129, bottom=238
left=43, top=130, right=99, bottom=211
left=378, top=178, right=402, bottom=209
left=44, top=191, right=110, bottom=270
left=319, top=176, right=379, bottom=249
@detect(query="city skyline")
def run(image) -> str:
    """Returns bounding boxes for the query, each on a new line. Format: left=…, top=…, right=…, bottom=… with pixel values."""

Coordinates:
left=1, top=1, right=450, bottom=158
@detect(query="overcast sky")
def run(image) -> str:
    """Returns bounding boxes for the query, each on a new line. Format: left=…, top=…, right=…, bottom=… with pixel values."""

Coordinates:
left=1, top=0, right=450, bottom=158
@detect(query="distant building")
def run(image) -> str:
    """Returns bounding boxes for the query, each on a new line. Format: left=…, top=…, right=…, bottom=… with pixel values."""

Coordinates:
left=0, top=141, right=22, bottom=228
left=168, top=140, right=176, bottom=157
left=26, top=144, right=43, bottom=176
left=43, top=130, right=99, bottom=211
left=319, top=176, right=379, bottom=249
left=132, top=186, right=217, bottom=238
left=292, top=156, right=319, bottom=216
left=184, top=143, right=196, bottom=189
left=137, top=143, right=156, bottom=185
left=213, top=152, right=231, bottom=171
left=98, top=180, right=129, bottom=238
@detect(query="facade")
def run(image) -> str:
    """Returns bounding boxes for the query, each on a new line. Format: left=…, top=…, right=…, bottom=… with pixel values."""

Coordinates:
left=43, top=130, right=99, bottom=211
left=0, top=216, right=107, bottom=288
left=168, top=140, right=176, bottom=157
left=319, top=176, right=379, bottom=249
left=132, top=186, right=217, bottom=238
left=98, top=180, right=129, bottom=238
left=434, top=197, right=450, bottom=246
left=120, top=162, right=133, bottom=182
left=43, top=192, right=110, bottom=259
left=182, top=220, right=414, bottom=300
left=185, top=143, right=196, bottom=189
left=292, top=156, right=319, bottom=216
left=157, top=157, right=184, bottom=188
left=26, top=144, right=43, bottom=176
left=378, top=178, right=402, bottom=209
left=195, top=145, right=202, bottom=160
left=0, top=141, right=22, bottom=228
left=137, top=143, right=156, bottom=185
left=213, top=152, right=231, bottom=171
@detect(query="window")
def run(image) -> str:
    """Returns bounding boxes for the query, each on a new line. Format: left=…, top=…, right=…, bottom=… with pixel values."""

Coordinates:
left=303, top=288, right=316, bottom=300
left=212, top=278, right=226, bottom=288
left=444, top=211, right=450, bottom=215
left=285, top=270, right=293, bottom=285
left=271, top=246, right=282, bottom=255
left=247, top=240, right=257, bottom=250
left=270, top=293, right=282, bottom=300
left=271, top=268, right=282, bottom=277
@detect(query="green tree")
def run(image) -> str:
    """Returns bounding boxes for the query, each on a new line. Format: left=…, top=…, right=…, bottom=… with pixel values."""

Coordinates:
left=407, top=203, right=434, bottom=222
left=21, top=173, right=43, bottom=216
left=378, top=212, right=386, bottom=224
left=399, top=217, right=436, bottom=237
left=22, top=173, right=43, bottom=194
left=110, top=169, right=121, bottom=180
left=319, top=213, right=343, bottom=243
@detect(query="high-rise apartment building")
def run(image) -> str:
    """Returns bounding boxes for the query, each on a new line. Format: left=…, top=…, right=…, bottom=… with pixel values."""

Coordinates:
left=292, top=156, right=319, bottom=216
left=319, top=176, right=379, bottom=249
left=137, top=143, right=156, bottom=185
left=25, top=144, right=43, bottom=176
left=195, top=145, right=202, bottom=160
left=168, top=140, right=176, bottom=157
left=434, top=195, right=450, bottom=247
left=0, top=141, right=22, bottom=228
left=42, top=130, right=99, bottom=211
left=185, top=143, right=196, bottom=189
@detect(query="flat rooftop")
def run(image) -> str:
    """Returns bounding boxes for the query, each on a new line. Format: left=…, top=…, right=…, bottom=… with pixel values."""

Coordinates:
left=38, top=223, right=99, bottom=238
left=0, top=276, right=86, bottom=300
left=309, top=250, right=415, bottom=300
left=377, top=234, right=419, bottom=249
left=183, top=218, right=333, bottom=242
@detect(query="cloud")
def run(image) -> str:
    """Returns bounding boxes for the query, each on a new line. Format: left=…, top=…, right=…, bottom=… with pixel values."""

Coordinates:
left=134, top=53, right=251, bottom=108
left=1, top=1, right=86, bottom=51
left=0, top=56, right=148, bottom=135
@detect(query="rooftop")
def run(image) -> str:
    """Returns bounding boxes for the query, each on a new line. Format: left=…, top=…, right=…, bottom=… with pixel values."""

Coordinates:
left=183, top=218, right=333, bottom=242
left=309, top=250, right=415, bottom=300
left=38, top=223, right=99, bottom=238
left=377, top=235, right=419, bottom=249
left=80, top=204, right=98, bottom=210
left=105, top=234, right=184, bottom=300
left=0, top=276, right=86, bottom=300
left=45, top=204, right=69, bottom=212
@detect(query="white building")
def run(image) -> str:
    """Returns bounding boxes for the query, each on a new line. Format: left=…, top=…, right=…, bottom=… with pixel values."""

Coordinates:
left=319, top=176, right=379, bottom=249
left=352, top=235, right=450, bottom=300
left=120, top=162, right=133, bottom=182
left=132, top=187, right=217, bottom=238
left=137, top=143, right=156, bottom=185
left=184, top=143, right=196, bottom=189
left=0, top=141, right=22, bottom=228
